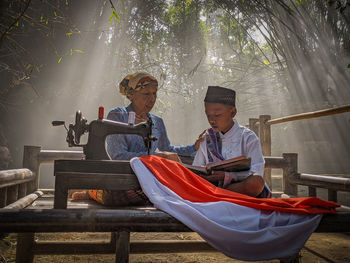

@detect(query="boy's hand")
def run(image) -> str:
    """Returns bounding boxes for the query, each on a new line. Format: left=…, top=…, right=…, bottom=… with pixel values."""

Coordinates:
left=205, top=170, right=225, bottom=182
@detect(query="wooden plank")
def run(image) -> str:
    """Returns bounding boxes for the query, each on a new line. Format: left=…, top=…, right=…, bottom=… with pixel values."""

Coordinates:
left=33, top=240, right=114, bottom=254
left=264, top=157, right=288, bottom=169
left=0, top=208, right=192, bottom=232
left=22, top=146, right=41, bottom=193
left=56, top=172, right=140, bottom=190
left=32, top=240, right=215, bottom=255
left=0, top=169, right=34, bottom=183
left=5, top=191, right=43, bottom=209
left=0, top=208, right=349, bottom=233
left=289, top=177, right=350, bottom=192
left=54, top=159, right=133, bottom=174
left=38, top=150, right=84, bottom=164
left=267, top=104, right=350, bottom=126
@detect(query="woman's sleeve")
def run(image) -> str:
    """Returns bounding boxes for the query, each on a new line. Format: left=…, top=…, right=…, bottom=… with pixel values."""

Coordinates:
left=106, top=109, right=149, bottom=160
left=106, top=134, right=149, bottom=160
left=156, top=118, right=196, bottom=157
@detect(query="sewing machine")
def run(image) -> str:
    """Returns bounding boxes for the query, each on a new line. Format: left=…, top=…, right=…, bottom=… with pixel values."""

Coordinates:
left=52, top=108, right=156, bottom=160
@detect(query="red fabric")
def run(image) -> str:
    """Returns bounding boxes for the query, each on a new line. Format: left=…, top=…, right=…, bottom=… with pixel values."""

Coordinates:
left=140, top=155, right=339, bottom=214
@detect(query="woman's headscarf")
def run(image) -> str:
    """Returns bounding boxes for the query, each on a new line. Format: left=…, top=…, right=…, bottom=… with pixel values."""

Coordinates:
left=119, top=71, right=158, bottom=98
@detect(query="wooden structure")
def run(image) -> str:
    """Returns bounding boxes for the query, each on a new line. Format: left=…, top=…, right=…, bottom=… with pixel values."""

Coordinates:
left=249, top=104, right=350, bottom=201
left=0, top=146, right=349, bottom=262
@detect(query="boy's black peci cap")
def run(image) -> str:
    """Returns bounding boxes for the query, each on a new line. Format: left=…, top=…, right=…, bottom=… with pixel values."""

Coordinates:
left=204, top=86, right=236, bottom=106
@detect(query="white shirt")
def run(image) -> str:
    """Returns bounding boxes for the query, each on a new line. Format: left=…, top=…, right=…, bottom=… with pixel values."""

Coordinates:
left=193, top=120, right=265, bottom=187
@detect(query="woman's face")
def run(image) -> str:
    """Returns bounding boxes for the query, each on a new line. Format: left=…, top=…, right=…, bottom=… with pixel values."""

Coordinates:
left=129, top=86, right=158, bottom=114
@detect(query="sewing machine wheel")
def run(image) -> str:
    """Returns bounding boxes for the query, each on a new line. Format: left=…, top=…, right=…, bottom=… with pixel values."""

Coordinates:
left=74, top=110, right=87, bottom=144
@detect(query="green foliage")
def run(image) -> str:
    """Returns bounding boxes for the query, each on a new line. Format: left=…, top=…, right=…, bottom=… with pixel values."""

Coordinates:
left=109, top=10, right=120, bottom=23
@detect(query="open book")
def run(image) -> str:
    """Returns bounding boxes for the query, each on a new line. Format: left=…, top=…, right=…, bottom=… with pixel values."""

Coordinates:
left=182, top=155, right=251, bottom=176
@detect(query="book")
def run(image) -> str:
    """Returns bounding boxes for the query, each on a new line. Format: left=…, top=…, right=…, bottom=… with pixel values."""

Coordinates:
left=182, top=155, right=251, bottom=176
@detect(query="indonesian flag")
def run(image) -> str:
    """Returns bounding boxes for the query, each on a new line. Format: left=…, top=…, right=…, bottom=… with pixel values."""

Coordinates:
left=130, top=156, right=339, bottom=261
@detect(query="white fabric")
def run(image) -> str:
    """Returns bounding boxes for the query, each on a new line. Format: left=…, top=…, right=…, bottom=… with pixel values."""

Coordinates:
left=193, top=120, right=265, bottom=186
left=130, top=157, right=322, bottom=261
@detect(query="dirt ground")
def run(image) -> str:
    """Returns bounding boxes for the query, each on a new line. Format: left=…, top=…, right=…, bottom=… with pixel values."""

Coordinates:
left=1, top=231, right=350, bottom=263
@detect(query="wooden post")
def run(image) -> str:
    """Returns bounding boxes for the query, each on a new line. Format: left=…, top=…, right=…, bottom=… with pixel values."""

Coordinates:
left=53, top=173, right=68, bottom=209
left=16, top=233, right=35, bottom=263
left=0, top=187, right=7, bottom=208
left=18, top=184, right=27, bottom=199
left=115, top=231, right=130, bottom=263
left=283, top=153, right=298, bottom=196
left=328, top=190, right=337, bottom=202
left=308, top=186, right=316, bottom=197
left=22, top=146, right=41, bottom=193
left=249, top=118, right=259, bottom=137
left=6, top=185, right=18, bottom=205
left=259, top=115, right=272, bottom=188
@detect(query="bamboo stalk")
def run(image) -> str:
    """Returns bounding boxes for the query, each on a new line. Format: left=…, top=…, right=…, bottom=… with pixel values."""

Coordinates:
left=267, top=104, right=350, bottom=126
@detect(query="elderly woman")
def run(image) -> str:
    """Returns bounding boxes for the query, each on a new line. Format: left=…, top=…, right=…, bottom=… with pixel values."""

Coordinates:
left=72, top=71, right=204, bottom=205
left=106, top=71, right=200, bottom=160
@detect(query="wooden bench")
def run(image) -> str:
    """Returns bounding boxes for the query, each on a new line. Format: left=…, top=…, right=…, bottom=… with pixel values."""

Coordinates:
left=0, top=202, right=350, bottom=263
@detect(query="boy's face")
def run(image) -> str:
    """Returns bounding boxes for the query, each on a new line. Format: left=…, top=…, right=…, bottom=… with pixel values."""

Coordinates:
left=205, top=102, right=236, bottom=133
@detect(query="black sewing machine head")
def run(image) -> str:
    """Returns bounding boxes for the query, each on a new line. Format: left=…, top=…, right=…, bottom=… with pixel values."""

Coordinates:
left=52, top=110, right=156, bottom=160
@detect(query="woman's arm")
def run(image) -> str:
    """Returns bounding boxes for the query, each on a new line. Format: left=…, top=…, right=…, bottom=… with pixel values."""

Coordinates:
left=156, top=117, right=196, bottom=157
left=106, top=107, right=150, bottom=160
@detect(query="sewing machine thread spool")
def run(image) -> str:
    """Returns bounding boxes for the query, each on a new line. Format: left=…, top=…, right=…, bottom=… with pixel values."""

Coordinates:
left=128, top=111, right=135, bottom=125
left=98, top=106, right=104, bottom=119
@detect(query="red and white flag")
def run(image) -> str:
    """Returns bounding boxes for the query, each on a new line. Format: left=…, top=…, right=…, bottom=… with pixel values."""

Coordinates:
left=130, top=155, right=339, bottom=261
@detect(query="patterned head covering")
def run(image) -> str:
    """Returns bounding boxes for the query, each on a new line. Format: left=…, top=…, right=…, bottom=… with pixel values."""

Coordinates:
left=204, top=86, right=236, bottom=107
left=119, top=71, right=158, bottom=97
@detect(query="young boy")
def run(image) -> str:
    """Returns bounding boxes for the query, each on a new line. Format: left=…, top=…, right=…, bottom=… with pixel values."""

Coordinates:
left=193, top=86, right=271, bottom=198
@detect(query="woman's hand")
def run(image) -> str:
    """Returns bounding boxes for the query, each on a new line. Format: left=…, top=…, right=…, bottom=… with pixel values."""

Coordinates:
left=156, top=151, right=182, bottom=163
left=194, top=130, right=206, bottom=151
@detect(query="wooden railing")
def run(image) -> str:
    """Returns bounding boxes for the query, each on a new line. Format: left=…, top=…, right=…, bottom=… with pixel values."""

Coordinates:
left=249, top=104, right=350, bottom=202
left=0, top=146, right=84, bottom=208
left=0, top=168, right=35, bottom=207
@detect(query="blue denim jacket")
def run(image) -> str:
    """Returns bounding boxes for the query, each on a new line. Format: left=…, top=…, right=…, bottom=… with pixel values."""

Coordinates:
left=106, top=104, right=196, bottom=160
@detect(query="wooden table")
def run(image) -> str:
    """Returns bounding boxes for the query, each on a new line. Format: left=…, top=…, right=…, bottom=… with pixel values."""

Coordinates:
left=53, top=159, right=140, bottom=209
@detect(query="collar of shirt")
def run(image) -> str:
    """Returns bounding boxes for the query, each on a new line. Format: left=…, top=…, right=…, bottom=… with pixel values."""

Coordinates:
left=219, top=119, right=240, bottom=140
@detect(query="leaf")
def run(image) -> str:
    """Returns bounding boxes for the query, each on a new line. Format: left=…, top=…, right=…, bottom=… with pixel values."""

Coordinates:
left=40, top=15, right=43, bottom=22
left=46, top=19, right=48, bottom=25
left=263, top=60, right=270, bottom=65
left=109, top=10, right=120, bottom=23
left=25, top=64, right=32, bottom=70
left=347, top=63, right=350, bottom=68
left=74, top=49, right=85, bottom=54
left=54, top=11, right=58, bottom=17
left=66, top=32, right=73, bottom=37
left=58, top=57, right=62, bottom=63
